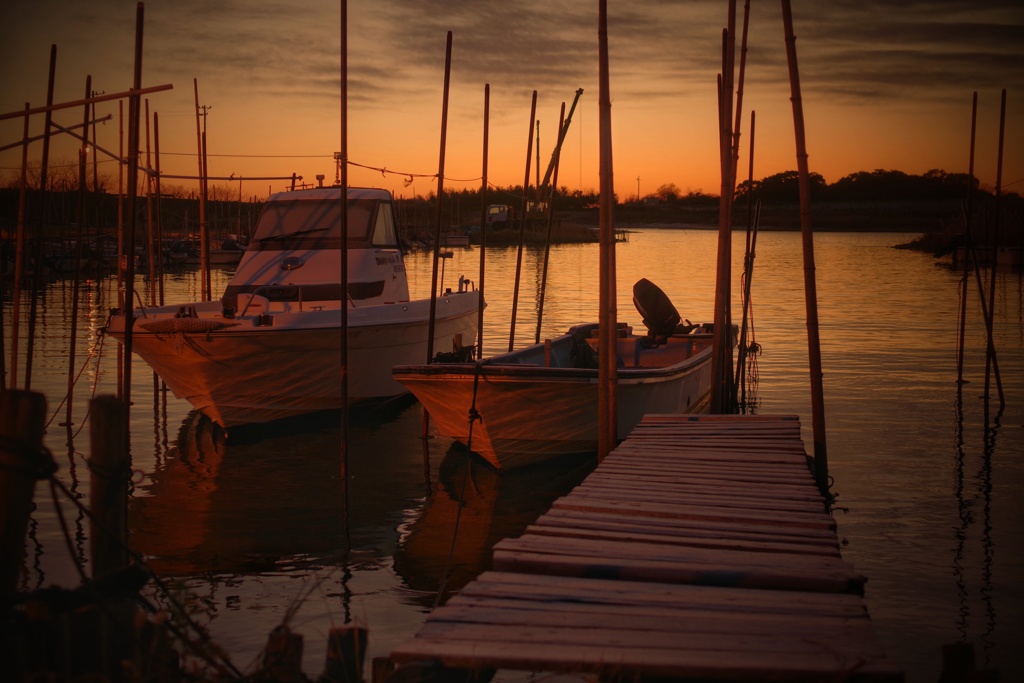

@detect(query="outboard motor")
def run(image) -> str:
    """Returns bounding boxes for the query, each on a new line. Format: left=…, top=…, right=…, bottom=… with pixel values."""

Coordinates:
left=633, top=278, right=680, bottom=342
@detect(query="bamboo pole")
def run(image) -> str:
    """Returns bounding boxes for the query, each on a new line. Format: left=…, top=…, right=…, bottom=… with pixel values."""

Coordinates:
left=339, top=0, right=351, bottom=515
left=117, top=99, right=124, bottom=399
left=154, top=111, right=165, bottom=305
left=508, top=91, right=538, bottom=352
left=710, top=1, right=738, bottom=414
left=597, top=0, right=618, bottom=461
left=983, top=89, right=1006, bottom=408
left=9, top=103, right=30, bottom=390
left=781, top=0, right=829, bottom=495
left=145, top=98, right=156, bottom=304
left=734, top=109, right=757, bottom=408
left=65, top=75, right=92, bottom=427
left=426, top=31, right=453, bottom=364
left=535, top=102, right=566, bottom=343
left=193, top=79, right=208, bottom=301
left=25, top=45, right=57, bottom=392
left=478, top=84, right=490, bottom=360
left=0, top=84, right=171, bottom=122
left=956, top=93, right=977, bottom=386
left=122, top=2, right=145, bottom=439
left=202, top=130, right=211, bottom=300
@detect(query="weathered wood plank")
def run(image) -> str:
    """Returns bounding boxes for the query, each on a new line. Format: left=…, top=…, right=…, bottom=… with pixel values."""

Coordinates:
left=493, top=535, right=864, bottom=593
left=461, top=572, right=869, bottom=618
left=392, top=632, right=902, bottom=682
left=568, top=485, right=827, bottom=514
left=551, top=497, right=837, bottom=531
left=520, top=522, right=842, bottom=557
left=580, top=473, right=824, bottom=501
left=536, top=507, right=840, bottom=545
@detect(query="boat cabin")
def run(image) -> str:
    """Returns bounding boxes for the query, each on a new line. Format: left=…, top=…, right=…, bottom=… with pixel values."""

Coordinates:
left=222, top=187, right=409, bottom=311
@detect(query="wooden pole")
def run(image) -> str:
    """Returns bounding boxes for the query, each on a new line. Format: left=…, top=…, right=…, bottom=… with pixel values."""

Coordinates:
left=122, top=1, right=145, bottom=438
left=65, top=75, right=92, bottom=427
left=261, top=625, right=305, bottom=683
left=478, top=84, right=490, bottom=360
left=145, top=98, right=156, bottom=305
left=202, top=130, right=211, bottom=300
left=983, top=89, right=1006, bottom=408
left=339, top=0, right=351, bottom=527
left=426, top=31, right=453, bottom=364
left=508, top=90, right=537, bottom=352
left=89, top=395, right=129, bottom=577
left=116, top=99, right=125, bottom=399
left=25, top=45, right=57, bottom=392
left=10, top=103, right=30, bottom=390
left=781, top=0, right=829, bottom=495
left=711, top=1, right=737, bottom=414
left=0, top=84, right=172, bottom=123
left=734, top=109, right=757, bottom=408
left=536, top=102, right=566, bottom=344
left=321, top=625, right=368, bottom=683
left=597, top=0, right=618, bottom=461
left=193, top=78, right=208, bottom=301
left=956, top=93, right=977, bottom=386
left=154, top=111, right=165, bottom=305
left=0, top=390, right=50, bottom=600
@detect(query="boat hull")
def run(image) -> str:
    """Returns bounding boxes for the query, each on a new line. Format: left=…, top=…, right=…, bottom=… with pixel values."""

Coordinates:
left=107, top=292, right=479, bottom=428
left=395, top=328, right=714, bottom=470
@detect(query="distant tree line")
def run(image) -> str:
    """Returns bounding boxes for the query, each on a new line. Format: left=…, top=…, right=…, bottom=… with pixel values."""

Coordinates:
left=0, top=162, right=1017, bottom=240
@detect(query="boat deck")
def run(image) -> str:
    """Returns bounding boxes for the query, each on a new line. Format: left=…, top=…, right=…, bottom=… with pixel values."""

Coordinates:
left=389, top=414, right=904, bottom=682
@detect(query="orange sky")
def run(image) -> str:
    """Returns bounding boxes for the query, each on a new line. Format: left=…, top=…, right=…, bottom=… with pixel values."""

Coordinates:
left=2, top=1, right=1022, bottom=203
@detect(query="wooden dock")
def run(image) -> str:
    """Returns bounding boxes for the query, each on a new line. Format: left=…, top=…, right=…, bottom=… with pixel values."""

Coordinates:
left=389, top=414, right=903, bottom=682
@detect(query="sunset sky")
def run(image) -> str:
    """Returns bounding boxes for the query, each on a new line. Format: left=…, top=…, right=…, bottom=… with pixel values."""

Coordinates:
left=2, top=1, right=1022, bottom=203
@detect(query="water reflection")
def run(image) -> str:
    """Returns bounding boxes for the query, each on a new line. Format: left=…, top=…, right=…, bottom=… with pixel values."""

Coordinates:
left=393, top=448, right=595, bottom=608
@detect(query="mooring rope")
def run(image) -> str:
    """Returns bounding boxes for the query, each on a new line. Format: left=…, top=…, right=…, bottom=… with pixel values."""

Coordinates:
left=432, top=359, right=486, bottom=611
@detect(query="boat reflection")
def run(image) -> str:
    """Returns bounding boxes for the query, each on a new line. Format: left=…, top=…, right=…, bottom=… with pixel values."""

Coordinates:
left=393, top=446, right=596, bottom=608
left=128, top=397, right=437, bottom=577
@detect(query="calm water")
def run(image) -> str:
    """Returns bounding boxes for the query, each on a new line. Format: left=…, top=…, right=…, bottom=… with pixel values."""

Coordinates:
left=5, top=228, right=1023, bottom=681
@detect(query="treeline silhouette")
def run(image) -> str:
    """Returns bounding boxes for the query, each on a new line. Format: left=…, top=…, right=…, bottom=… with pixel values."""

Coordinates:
left=0, top=166, right=1017, bottom=239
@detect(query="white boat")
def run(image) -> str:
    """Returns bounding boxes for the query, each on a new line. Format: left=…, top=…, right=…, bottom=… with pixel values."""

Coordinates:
left=393, top=280, right=716, bottom=470
left=107, top=186, right=480, bottom=429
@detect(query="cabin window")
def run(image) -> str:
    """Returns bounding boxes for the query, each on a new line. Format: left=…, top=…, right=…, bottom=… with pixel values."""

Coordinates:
left=252, top=197, right=383, bottom=249
left=371, top=202, right=398, bottom=247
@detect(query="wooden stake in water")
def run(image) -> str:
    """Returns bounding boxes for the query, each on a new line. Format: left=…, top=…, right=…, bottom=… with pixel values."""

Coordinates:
left=0, top=391, right=49, bottom=600
left=597, top=0, right=618, bottom=461
left=508, top=90, right=538, bottom=352
left=781, top=0, right=829, bottom=495
left=89, top=395, right=129, bottom=577
left=65, top=75, right=92, bottom=426
left=478, top=84, right=490, bottom=360
left=426, top=31, right=453, bottom=364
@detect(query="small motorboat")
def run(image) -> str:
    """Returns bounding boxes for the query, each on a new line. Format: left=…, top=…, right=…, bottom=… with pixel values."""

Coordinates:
left=393, top=279, right=717, bottom=470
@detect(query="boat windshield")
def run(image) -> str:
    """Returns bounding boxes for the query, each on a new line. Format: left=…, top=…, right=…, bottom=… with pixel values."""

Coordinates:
left=252, top=198, right=398, bottom=249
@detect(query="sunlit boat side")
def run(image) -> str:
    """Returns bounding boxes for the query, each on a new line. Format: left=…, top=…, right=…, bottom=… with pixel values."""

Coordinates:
left=107, top=186, right=480, bottom=429
left=394, top=313, right=716, bottom=471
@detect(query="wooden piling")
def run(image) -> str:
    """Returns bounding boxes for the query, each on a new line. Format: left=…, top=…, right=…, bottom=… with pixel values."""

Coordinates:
left=262, top=625, right=305, bottom=683
left=781, top=0, right=829, bottom=495
left=426, top=31, right=454, bottom=364
left=477, top=84, right=489, bottom=360
left=320, top=625, right=368, bottom=683
left=88, top=395, right=129, bottom=578
left=0, top=390, right=50, bottom=600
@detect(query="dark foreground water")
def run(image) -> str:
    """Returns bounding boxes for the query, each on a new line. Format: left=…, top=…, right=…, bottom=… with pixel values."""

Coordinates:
left=5, top=228, right=1023, bottom=681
